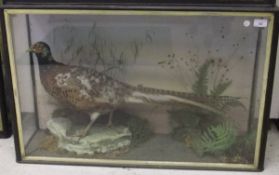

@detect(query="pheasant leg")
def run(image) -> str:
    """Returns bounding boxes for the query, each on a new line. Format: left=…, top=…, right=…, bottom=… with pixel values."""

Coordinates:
left=107, top=110, right=114, bottom=127
left=73, top=112, right=100, bottom=138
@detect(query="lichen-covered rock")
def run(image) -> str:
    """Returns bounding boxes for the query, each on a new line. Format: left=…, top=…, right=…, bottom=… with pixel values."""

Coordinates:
left=47, top=117, right=132, bottom=155
left=47, top=117, right=72, bottom=138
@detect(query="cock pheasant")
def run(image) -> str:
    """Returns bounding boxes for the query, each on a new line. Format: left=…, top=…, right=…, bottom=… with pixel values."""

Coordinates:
left=28, top=41, right=230, bottom=137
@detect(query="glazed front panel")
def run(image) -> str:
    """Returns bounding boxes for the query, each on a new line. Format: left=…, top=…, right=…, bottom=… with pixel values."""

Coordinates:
left=4, top=9, right=274, bottom=170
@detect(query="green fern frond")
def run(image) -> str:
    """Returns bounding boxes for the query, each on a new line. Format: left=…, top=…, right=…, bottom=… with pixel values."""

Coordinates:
left=211, top=80, right=232, bottom=96
left=208, top=96, right=246, bottom=112
left=192, top=60, right=211, bottom=95
left=192, top=121, right=236, bottom=156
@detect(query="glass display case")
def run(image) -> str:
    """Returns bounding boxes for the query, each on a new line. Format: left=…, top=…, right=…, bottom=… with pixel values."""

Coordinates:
left=1, top=8, right=278, bottom=170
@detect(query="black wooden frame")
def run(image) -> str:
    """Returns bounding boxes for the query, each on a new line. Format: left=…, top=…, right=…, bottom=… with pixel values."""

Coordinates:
left=0, top=53, right=12, bottom=138
left=0, top=5, right=278, bottom=171
left=0, top=16, right=11, bottom=137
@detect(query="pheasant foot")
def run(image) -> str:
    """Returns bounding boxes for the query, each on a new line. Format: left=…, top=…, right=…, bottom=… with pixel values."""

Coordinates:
left=72, top=112, right=100, bottom=138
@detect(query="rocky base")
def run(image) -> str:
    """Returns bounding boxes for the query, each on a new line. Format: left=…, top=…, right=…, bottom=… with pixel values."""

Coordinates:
left=47, top=117, right=132, bottom=155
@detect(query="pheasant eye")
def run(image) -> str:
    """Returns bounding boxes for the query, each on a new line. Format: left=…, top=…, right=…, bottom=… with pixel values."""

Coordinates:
left=35, top=45, right=43, bottom=52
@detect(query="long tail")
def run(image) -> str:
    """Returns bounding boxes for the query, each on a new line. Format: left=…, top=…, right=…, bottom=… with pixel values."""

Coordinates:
left=133, top=85, right=241, bottom=104
left=125, top=91, right=225, bottom=116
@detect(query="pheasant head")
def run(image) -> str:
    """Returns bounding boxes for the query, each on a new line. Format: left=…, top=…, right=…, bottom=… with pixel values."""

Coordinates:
left=27, top=41, right=55, bottom=65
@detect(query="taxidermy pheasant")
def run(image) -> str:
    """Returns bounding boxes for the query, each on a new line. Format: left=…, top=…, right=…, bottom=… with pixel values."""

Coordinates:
left=28, top=42, right=236, bottom=137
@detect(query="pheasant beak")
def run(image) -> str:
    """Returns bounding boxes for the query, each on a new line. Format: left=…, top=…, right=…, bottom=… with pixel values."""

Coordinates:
left=26, top=48, right=34, bottom=52
left=27, top=42, right=45, bottom=54
left=27, top=45, right=40, bottom=53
